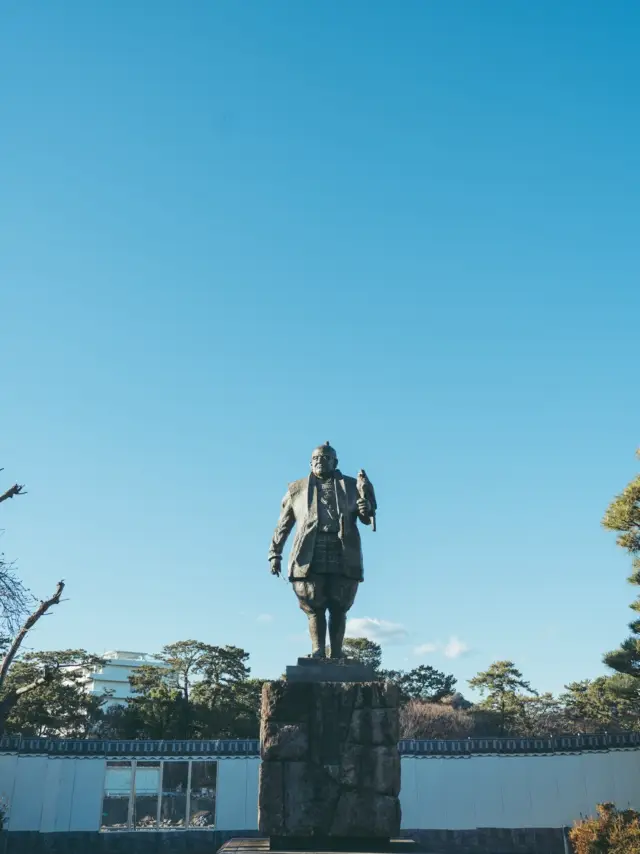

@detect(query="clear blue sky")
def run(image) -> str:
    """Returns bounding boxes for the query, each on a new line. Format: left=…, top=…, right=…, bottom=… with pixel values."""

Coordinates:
left=1, top=1, right=639, bottom=699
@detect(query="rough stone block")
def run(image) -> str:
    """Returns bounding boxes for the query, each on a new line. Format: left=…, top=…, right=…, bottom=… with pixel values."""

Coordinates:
left=348, top=707, right=399, bottom=746
left=261, top=681, right=312, bottom=724
left=354, top=682, right=400, bottom=709
left=258, top=761, right=284, bottom=834
left=330, top=791, right=401, bottom=837
left=307, top=682, right=359, bottom=766
left=283, top=761, right=341, bottom=835
left=340, top=744, right=401, bottom=796
left=261, top=722, right=309, bottom=761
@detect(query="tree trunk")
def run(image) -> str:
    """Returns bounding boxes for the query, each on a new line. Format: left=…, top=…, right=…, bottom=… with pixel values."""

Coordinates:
left=0, top=581, right=65, bottom=735
left=0, top=581, right=64, bottom=690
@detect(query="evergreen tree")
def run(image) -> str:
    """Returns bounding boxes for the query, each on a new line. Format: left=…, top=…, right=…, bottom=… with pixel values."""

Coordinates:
left=342, top=638, right=382, bottom=673
left=397, top=665, right=457, bottom=703
left=103, top=641, right=256, bottom=740
left=562, top=674, right=640, bottom=732
left=468, top=661, right=537, bottom=735
left=602, top=449, right=640, bottom=677
left=380, top=664, right=457, bottom=704
left=3, top=650, right=106, bottom=737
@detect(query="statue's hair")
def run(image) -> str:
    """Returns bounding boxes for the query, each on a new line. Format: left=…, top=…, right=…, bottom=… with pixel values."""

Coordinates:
left=312, top=441, right=337, bottom=458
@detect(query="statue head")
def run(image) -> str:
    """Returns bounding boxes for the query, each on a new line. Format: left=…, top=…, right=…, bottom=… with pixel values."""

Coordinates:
left=310, top=442, right=338, bottom=480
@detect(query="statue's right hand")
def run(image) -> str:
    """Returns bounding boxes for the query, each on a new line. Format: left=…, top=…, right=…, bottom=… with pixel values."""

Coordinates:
left=270, top=558, right=282, bottom=576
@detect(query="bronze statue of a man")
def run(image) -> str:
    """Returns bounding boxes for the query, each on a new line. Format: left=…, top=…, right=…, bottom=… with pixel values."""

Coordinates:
left=268, top=442, right=375, bottom=659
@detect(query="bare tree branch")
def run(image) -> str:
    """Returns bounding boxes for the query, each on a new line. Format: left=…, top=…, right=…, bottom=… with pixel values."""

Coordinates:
left=0, top=484, right=26, bottom=505
left=0, top=581, right=65, bottom=690
left=0, top=559, right=34, bottom=637
left=0, top=471, right=32, bottom=635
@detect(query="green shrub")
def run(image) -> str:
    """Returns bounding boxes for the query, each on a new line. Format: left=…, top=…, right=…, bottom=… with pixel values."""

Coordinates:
left=570, top=803, right=640, bottom=853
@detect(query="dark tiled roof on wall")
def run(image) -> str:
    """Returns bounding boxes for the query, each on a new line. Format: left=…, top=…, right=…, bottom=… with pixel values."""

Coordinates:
left=1, top=732, right=639, bottom=758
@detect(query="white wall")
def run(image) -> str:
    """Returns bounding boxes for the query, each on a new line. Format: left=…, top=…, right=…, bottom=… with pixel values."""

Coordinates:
left=216, top=757, right=260, bottom=830
left=2, top=750, right=640, bottom=832
left=2, top=756, right=258, bottom=832
left=400, top=751, right=640, bottom=829
left=0, top=753, right=18, bottom=812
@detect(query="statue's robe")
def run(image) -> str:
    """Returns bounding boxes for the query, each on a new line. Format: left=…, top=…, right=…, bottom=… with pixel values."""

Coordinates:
left=268, top=471, right=370, bottom=582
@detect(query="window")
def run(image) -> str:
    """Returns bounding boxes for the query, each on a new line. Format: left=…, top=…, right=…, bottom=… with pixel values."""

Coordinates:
left=100, top=760, right=217, bottom=831
left=134, top=762, right=160, bottom=830
left=189, top=761, right=216, bottom=828
left=160, top=761, right=188, bottom=828
left=102, top=762, right=133, bottom=830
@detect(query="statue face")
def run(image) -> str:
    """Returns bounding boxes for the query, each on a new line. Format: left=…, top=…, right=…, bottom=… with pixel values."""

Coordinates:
left=310, top=448, right=337, bottom=479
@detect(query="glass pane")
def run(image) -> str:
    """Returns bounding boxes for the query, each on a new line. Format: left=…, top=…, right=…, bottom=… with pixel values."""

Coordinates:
left=189, top=761, right=216, bottom=828
left=102, top=762, right=132, bottom=829
left=160, top=794, right=187, bottom=828
left=160, top=761, right=189, bottom=828
left=104, top=762, right=133, bottom=795
left=162, top=761, right=189, bottom=794
left=134, top=795, right=158, bottom=830
left=134, top=763, right=160, bottom=830
left=135, top=763, right=161, bottom=794
left=102, top=796, right=129, bottom=830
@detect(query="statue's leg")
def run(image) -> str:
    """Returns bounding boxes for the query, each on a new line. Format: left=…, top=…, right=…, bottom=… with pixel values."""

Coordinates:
left=327, top=578, right=359, bottom=659
left=308, top=610, right=327, bottom=658
left=328, top=609, right=346, bottom=660
left=292, top=577, right=328, bottom=658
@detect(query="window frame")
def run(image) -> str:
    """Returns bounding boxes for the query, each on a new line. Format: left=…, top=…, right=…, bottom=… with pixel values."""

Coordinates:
left=102, top=761, right=135, bottom=831
left=100, top=759, right=217, bottom=832
left=133, top=760, right=162, bottom=830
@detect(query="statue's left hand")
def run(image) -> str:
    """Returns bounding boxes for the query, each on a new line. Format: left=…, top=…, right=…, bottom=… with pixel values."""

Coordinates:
left=269, top=557, right=282, bottom=576
left=357, top=498, right=371, bottom=516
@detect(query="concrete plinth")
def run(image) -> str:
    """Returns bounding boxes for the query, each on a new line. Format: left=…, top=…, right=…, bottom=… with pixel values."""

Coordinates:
left=285, top=658, right=377, bottom=683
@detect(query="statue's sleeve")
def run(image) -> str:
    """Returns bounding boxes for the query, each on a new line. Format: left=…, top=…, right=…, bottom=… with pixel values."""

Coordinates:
left=268, top=491, right=296, bottom=560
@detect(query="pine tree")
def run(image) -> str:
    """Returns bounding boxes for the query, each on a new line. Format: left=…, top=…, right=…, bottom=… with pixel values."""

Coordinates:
left=603, top=449, right=640, bottom=677
left=342, top=638, right=382, bottom=673
left=468, top=661, right=537, bottom=736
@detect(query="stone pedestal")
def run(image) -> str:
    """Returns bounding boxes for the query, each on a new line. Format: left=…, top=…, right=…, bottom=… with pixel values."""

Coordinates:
left=286, top=658, right=377, bottom=684
left=258, top=679, right=401, bottom=845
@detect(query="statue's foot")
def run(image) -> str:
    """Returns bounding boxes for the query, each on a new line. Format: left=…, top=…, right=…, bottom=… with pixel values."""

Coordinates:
left=309, top=649, right=326, bottom=659
left=329, top=651, right=344, bottom=660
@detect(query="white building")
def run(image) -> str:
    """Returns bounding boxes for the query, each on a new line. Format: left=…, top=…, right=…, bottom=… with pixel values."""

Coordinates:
left=82, top=651, right=168, bottom=709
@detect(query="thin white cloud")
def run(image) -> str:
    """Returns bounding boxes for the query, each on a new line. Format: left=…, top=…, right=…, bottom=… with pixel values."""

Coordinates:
left=346, top=617, right=408, bottom=645
left=256, top=613, right=274, bottom=625
left=413, top=636, right=471, bottom=659
left=444, top=636, right=470, bottom=659
left=413, top=642, right=438, bottom=656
